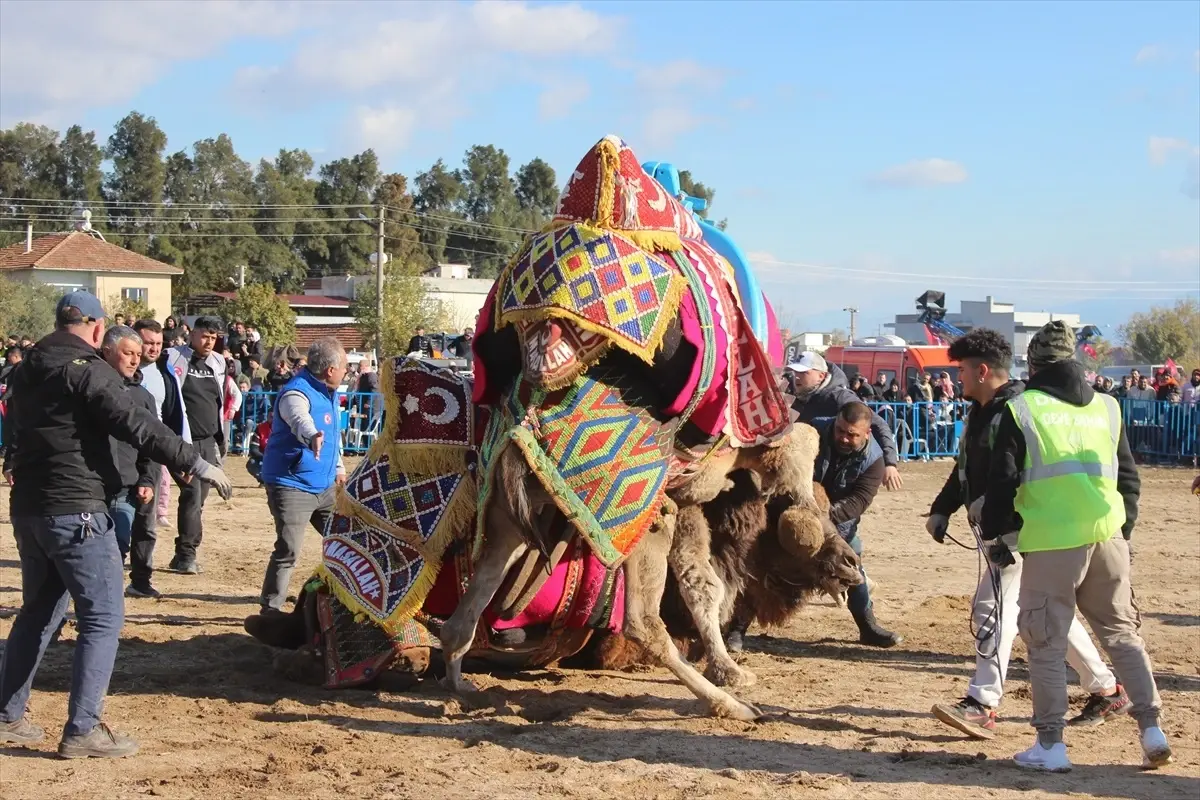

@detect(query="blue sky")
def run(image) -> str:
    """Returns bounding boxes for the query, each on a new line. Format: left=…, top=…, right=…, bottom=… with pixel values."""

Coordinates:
left=1, top=0, right=1197, bottom=338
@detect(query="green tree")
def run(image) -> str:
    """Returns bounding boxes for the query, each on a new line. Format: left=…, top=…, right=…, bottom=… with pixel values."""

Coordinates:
left=0, top=123, right=65, bottom=247
left=514, top=157, right=558, bottom=224
left=153, top=134, right=257, bottom=297
left=60, top=125, right=105, bottom=206
left=104, top=112, right=168, bottom=254
left=413, top=158, right=463, bottom=265
left=249, top=148, right=323, bottom=291
left=678, top=170, right=714, bottom=218
left=0, top=275, right=59, bottom=339
left=829, top=328, right=850, bottom=346
left=223, top=283, right=296, bottom=347
left=351, top=267, right=440, bottom=355
left=313, top=150, right=381, bottom=278
left=374, top=172, right=432, bottom=275
left=448, top=145, right=523, bottom=278
left=1120, top=299, right=1200, bottom=365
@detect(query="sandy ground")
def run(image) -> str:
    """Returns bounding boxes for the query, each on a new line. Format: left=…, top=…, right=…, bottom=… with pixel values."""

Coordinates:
left=0, top=460, right=1197, bottom=800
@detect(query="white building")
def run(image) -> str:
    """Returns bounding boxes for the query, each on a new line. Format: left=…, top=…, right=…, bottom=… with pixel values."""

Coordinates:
left=305, top=264, right=494, bottom=332
left=886, top=296, right=1086, bottom=368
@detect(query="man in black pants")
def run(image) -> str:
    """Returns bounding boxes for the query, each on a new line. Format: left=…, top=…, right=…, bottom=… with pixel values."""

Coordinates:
left=163, top=316, right=228, bottom=574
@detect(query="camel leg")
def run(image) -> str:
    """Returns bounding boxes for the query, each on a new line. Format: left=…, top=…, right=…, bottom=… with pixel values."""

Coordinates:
left=439, top=512, right=528, bottom=694
left=670, top=504, right=756, bottom=688
left=624, top=505, right=761, bottom=722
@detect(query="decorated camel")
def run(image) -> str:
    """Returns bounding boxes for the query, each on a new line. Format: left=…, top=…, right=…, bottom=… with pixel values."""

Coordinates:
left=244, top=135, right=861, bottom=719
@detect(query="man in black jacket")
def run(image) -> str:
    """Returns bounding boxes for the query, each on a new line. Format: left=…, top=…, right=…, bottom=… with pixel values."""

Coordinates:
left=787, top=352, right=903, bottom=490
left=926, top=329, right=1125, bottom=741
left=99, top=326, right=159, bottom=564
left=0, top=292, right=232, bottom=760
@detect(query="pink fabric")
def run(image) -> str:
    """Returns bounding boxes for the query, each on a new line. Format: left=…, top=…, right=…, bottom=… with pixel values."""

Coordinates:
left=663, top=289, right=705, bottom=417
left=484, top=545, right=624, bottom=633
left=764, top=299, right=784, bottom=369
left=157, top=465, right=171, bottom=517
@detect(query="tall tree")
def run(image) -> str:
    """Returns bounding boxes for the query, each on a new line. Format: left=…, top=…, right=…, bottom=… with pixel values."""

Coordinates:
left=413, top=159, right=463, bottom=266
left=313, top=150, right=381, bottom=278
left=514, top=157, right=558, bottom=221
left=60, top=125, right=104, bottom=206
left=1120, top=299, right=1200, bottom=365
left=250, top=148, right=323, bottom=291
left=449, top=144, right=522, bottom=278
left=104, top=112, right=168, bottom=254
left=678, top=170, right=714, bottom=217
left=374, top=171, right=431, bottom=275
left=0, top=123, right=65, bottom=245
left=223, top=283, right=297, bottom=347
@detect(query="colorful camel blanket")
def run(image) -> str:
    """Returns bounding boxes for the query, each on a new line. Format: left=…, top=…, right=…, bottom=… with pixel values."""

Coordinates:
left=477, top=368, right=673, bottom=568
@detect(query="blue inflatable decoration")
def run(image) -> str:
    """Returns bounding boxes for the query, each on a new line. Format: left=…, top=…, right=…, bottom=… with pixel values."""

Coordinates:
left=641, top=160, right=769, bottom=348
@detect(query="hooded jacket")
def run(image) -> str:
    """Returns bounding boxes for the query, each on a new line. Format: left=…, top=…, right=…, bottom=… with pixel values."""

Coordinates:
left=792, top=363, right=900, bottom=467
left=108, top=369, right=159, bottom=495
left=980, top=359, right=1139, bottom=542
left=3, top=330, right=200, bottom=516
left=930, top=379, right=1025, bottom=516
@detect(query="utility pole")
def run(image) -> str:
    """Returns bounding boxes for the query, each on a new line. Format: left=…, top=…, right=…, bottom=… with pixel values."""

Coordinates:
left=376, top=205, right=386, bottom=358
left=843, top=306, right=858, bottom=343
left=237, top=264, right=246, bottom=288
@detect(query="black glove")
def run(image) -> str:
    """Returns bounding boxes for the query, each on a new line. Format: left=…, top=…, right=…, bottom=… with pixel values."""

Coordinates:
left=987, top=541, right=1015, bottom=568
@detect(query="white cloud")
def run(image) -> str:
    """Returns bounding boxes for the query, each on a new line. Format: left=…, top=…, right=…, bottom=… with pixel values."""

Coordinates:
left=345, top=105, right=418, bottom=155
left=635, top=59, right=727, bottom=95
left=1134, top=44, right=1167, bottom=64
left=537, top=80, right=591, bottom=122
left=0, top=0, right=318, bottom=126
left=866, top=158, right=969, bottom=188
left=1148, top=136, right=1200, bottom=199
left=1147, top=135, right=1194, bottom=165
left=1157, top=246, right=1200, bottom=264
left=641, top=107, right=707, bottom=150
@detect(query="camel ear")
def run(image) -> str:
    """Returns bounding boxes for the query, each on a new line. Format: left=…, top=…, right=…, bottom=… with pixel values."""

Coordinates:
left=777, top=506, right=824, bottom=558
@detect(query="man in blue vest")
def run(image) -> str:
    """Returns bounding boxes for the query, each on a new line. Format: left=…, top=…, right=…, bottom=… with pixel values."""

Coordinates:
left=811, top=401, right=902, bottom=647
left=982, top=321, right=1168, bottom=772
left=256, top=337, right=348, bottom=615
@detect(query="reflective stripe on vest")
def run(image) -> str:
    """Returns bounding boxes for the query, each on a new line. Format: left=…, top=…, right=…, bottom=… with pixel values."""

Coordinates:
left=1008, top=392, right=1120, bottom=484
left=1008, top=390, right=1125, bottom=552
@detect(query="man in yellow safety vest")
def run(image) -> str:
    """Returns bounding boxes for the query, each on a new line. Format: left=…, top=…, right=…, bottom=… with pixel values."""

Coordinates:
left=980, top=320, right=1171, bottom=772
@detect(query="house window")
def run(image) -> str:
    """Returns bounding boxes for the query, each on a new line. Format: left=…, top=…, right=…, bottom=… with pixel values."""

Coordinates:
left=122, top=287, right=148, bottom=304
left=50, top=283, right=87, bottom=294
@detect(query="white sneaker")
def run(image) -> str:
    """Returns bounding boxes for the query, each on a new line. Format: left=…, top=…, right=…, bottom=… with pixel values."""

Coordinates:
left=1141, top=726, right=1174, bottom=769
left=157, top=516, right=171, bottom=528
left=1013, top=740, right=1072, bottom=773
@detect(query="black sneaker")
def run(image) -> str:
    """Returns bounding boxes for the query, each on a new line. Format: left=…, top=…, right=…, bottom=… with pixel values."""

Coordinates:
left=0, top=716, right=45, bottom=746
left=932, top=696, right=997, bottom=740
left=125, top=583, right=162, bottom=599
left=1067, top=684, right=1130, bottom=727
left=58, top=722, right=139, bottom=759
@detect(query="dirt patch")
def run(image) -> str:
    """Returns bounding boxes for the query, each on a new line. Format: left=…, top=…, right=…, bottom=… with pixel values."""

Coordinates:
left=1, top=461, right=1197, bottom=799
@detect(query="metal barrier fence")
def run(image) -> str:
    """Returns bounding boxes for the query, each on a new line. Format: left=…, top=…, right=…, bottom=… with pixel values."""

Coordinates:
left=0, top=392, right=1195, bottom=464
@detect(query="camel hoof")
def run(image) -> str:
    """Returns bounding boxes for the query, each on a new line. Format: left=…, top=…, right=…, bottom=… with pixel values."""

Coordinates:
left=711, top=696, right=763, bottom=722
left=705, top=660, right=757, bottom=689
left=439, top=675, right=479, bottom=694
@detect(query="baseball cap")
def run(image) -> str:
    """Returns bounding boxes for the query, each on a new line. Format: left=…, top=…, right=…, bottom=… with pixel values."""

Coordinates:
left=55, top=291, right=107, bottom=323
left=786, top=351, right=828, bottom=373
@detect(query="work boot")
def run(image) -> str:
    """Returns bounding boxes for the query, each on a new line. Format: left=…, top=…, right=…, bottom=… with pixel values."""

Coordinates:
left=1067, top=684, right=1130, bottom=727
left=58, top=723, right=139, bottom=759
left=932, top=696, right=997, bottom=740
left=0, top=716, right=45, bottom=746
left=853, top=608, right=903, bottom=648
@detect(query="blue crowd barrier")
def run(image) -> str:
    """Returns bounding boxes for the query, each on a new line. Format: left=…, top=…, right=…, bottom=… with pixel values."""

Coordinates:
left=0, top=394, right=1195, bottom=464
left=228, top=390, right=385, bottom=456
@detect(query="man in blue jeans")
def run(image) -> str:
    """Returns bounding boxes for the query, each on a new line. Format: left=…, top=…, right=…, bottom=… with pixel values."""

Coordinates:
left=0, top=292, right=232, bottom=759
left=100, top=326, right=159, bottom=562
left=254, top=337, right=347, bottom=616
